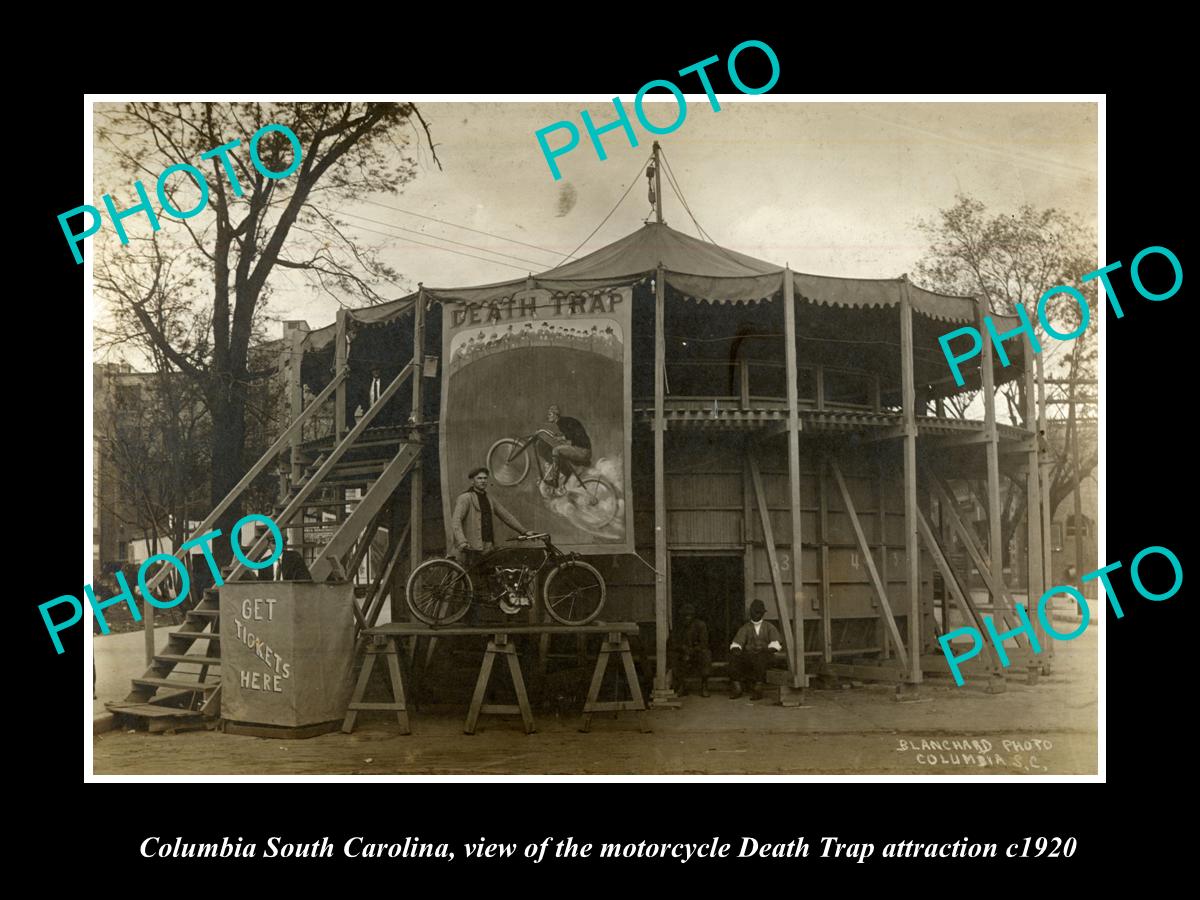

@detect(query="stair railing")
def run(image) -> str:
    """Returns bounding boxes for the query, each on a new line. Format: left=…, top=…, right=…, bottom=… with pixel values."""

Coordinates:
left=226, top=361, right=416, bottom=582
left=138, top=367, right=350, bottom=598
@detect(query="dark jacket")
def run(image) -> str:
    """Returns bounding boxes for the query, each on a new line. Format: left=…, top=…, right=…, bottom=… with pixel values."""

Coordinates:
left=730, top=619, right=783, bottom=652
left=451, top=489, right=526, bottom=551
left=558, top=416, right=591, bottom=450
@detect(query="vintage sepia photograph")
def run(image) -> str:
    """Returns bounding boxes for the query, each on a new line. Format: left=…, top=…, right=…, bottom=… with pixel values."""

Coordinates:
left=86, top=98, right=1099, bottom=776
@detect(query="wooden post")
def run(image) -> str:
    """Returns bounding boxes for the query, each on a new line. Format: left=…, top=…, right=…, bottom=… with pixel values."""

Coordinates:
left=829, top=459, right=909, bottom=673
left=1038, top=357, right=1054, bottom=608
left=742, top=438, right=755, bottom=640
left=899, top=279, right=921, bottom=686
left=334, top=308, right=348, bottom=442
left=1068, top=378, right=1085, bottom=601
left=749, top=452, right=796, bottom=668
left=410, top=289, right=426, bottom=577
left=878, top=461, right=890, bottom=659
left=288, top=325, right=306, bottom=551
left=652, top=263, right=671, bottom=696
left=1025, top=339, right=1047, bottom=658
left=782, top=267, right=807, bottom=689
left=818, top=460, right=832, bottom=663
left=143, top=586, right=155, bottom=666
left=334, top=308, right=349, bottom=531
left=978, top=303, right=1007, bottom=626
left=652, top=141, right=664, bottom=224
left=389, top=498, right=407, bottom=624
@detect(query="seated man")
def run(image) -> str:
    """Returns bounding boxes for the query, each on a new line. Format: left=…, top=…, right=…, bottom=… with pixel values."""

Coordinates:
left=728, top=599, right=783, bottom=700
left=668, top=604, right=713, bottom=697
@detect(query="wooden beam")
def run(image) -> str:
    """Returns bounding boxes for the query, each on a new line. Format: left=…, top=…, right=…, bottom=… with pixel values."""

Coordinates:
left=861, top=425, right=907, bottom=444
left=342, top=504, right=386, bottom=586
left=742, top=437, right=755, bottom=649
left=978, top=303, right=1007, bottom=623
left=1026, top=336, right=1047, bottom=655
left=928, top=431, right=992, bottom=448
left=748, top=450, right=797, bottom=673
left=288, top=325, right=306, bottom=551
left=334, top=308, right=348, bottom=441
left=926, top=470, right=1033, bottom=649
left=410, top=289, right=426, bottom=578
left=815, top=661, right=908, bottom=683
left=653, top=264, right=670, bottom=694
left=308, top=443, right=420, bottom=584
left=915, top=505, right=1001, bottom=670
left=828, top=458, right=909, bottom=672
left=818, top=458, right=832, bottom=662
left=878, top=461, right=890, bottom=659
left=228, top=365, right=415, bottom=581
left=141, top=368, right=348, bottom=594
left=362, top=522, right=410, bottom=633
left=899, top=279, right=922, bottom=684
left=782, top=267, right=807, bottom=688
left=1038, top=353, right=1054, bottom=626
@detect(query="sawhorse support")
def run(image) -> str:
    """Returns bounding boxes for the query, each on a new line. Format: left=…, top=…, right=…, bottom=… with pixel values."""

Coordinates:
left=581, top=632, right=651, bottom=733
left=465, top=634, right=535, bottom=735
left=342, top=635, right=410, bottom=734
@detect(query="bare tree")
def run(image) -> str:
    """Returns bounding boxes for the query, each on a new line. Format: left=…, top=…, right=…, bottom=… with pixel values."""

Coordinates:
left=95, top=102, right=438, bottom=559
left=914, top=195, right=1098, bottom=561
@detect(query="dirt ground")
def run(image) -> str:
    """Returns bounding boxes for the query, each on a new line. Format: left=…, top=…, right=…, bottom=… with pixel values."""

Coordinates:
left=92, top=622, right=1098, bottom=776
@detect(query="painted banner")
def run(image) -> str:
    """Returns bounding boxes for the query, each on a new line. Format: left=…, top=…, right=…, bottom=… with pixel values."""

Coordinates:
left=440, top=286, right=633, bottom=555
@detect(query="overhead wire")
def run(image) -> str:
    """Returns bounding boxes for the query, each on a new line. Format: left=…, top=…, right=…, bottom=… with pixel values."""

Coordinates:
left=359, top=197, right=571, bottom=259
left=659, top=150, right=720, bottom=245
left=314, top=218, right=532, bottom=273
left=557, top=153, right=652, bottom=266
left=312, top=204, right=551, bottom=269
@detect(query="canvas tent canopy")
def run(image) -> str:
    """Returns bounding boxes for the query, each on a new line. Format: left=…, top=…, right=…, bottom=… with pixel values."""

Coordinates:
left=300, top=222, right=1024, bottom=399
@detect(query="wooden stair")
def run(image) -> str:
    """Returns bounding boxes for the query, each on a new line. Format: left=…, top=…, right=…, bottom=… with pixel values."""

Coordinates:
left=115, top=431, right=421, bottom=728
left=113, top=361, right=424, bottom=729
left=108, top=586, right=224, bottom=726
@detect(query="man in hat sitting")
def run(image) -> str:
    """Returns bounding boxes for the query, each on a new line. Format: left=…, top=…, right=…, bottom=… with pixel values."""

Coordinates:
left=668, top=604, right=712, bottom=697
left=728, top=599, right=783, bottom=700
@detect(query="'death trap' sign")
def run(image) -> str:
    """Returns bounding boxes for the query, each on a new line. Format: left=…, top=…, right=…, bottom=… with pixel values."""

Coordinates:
left=440, top=287, right=634, bottom=555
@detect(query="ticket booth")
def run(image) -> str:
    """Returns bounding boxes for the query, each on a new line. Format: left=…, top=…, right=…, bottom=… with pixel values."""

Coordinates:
left=219, top=582, right=357, bottom=736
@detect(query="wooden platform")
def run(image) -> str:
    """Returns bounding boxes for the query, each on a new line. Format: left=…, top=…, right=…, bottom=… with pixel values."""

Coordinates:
left=364, top=622, right=639, bottom=637
left=342, top=623, right=648, bottom=735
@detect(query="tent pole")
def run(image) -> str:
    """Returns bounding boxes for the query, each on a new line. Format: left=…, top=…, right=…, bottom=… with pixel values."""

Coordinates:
left=1025, top=334, right=1047, bottom=664
left=410, top=287, right=426, bottom=577
left=652, top=263, right=673, bottom=699
left=899, top=278, right=922, bottom=690
left=334, top=308, right=348, bottom=442
left=782, top=267, right=807, bottom=690
left=652, top=141, right=663, bottom=224
left=978, top=302, right=1007, bottom=627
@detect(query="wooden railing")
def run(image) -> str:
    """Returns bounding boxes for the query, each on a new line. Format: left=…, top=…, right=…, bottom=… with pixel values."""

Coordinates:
left=139, top=367, right=350, bottom=595
left=660, top=359, right=884, bottom=413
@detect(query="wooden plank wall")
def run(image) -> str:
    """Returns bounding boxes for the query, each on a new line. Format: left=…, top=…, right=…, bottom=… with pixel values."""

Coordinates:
left=419, top=431, right=935, bottom=656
